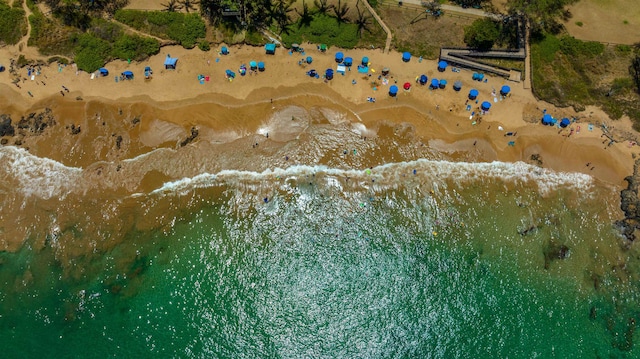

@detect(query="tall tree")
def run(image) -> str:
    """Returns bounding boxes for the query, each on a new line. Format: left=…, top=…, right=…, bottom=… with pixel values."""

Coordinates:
left=162, top=0, right=183, bottom=12
left=295, top=0, right=313, bottom=28
left=200, top=0, right=223, bottom=24
left=464, top=17, right=500, bottom=50
left=313, top=0, right=330, bottom=15
left=332, top=0, right=349, bottom=24
left=270, top=0, right=294, bottom=34
left=506, top=0, right=578, bottom=34
left=354, top=0, right=371, bottom=37
left=631, top=54, right=640, bottom=94
left=180, top=0, right=199, bottom=13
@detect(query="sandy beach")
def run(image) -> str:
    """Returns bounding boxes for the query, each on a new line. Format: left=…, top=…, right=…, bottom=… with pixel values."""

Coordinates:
left=1, top=43, right=639, bottom=251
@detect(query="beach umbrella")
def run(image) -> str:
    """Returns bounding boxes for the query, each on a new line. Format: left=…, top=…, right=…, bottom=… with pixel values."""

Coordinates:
left=319, top=44, right=327, bottom=52
left=250, top=61, right=257, bottom=70
left=122, top=70, right=134, bottom=79
left=560, top=118, right=571, bottom=128
left=335, top=52, right=344, bottom=63
left=362, top=56, right=369, bottom=66
left=307, top=69, right=317, bottom=77
left=306, top=56, right=313, bottom=64
left=402, top=52, right=411, bottom=62
left=257, top=62, right=265, bottom=71
left=225, top=69, right=235, bottom=78
left=500, top=85, right=511, bottom=96
left=438, top=79, right=447, bottom=89
left=437, top=60, right=448, bottom=72
left=542, top=113, right=553, bottom=125
left=403, top=82, right=411, bottom=90
left=389, top=85, right=399, bottom=96
left=419, top=74, right=428, bottom=85
left=344, top=57, right=353, bottom=67
left=431, top=78, right=439, bottom=89
left=0, top=65, right=4, bottom=73
left=453, top=81, right=463, bottom=91
left=325, top=68, right=334, bottom=80
left=99, top=68, right=109, bottom=76
left=481, top=101, right=491, bottom=111
left=221, top=46, right=229, bottom=55
left=469, top=89, right=479, bottom=100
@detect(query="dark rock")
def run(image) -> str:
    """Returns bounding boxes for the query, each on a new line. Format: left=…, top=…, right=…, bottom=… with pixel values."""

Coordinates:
left=543, top=241, right=570, bottom=269
left=116, top=135, right=123, bottom=149
left=131, top=116, right=141, bottom=126
left=616, top=159, right=640, bottom=242
left=179, top=126, right=199, bottom=147
left=0, top=114, right=15, bottom=137
left=16, top=108, right=55, bottom=134
left=70, top=124, right=81, bottom=135
left=0, top=138, right=8, bottom=145
left=14, top=139, right=22, bottom=146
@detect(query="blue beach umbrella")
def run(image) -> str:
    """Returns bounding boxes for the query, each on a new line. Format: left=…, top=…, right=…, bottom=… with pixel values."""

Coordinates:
left=481, top=101, right=491, bottom=111
left=500, top=85, right=511, bottom=96
left=344, top=57, right=353, bottom=66
left=335, top=52, right=344, bottom=63
left=419, top=74, right=428, bottom=85
left=325, top=68, right=334, bottom=80
left=542, top=113, right=553, bottom=125
left=250, top=61, right=257, bottom=70
left=469, top=89, right=479, bottom=100
left=437, top=60, right=448, bottom=72
left=438, top=79, right=447, bottom=89
left=306, top=56, right=313, bottom=64
left=431, top=78, right=439, bottom=89
left=362, top=56, right=369, bottom=66
left=257, top=62, right=265, bottom=71
left=453, top=81, right=462, bottom=91
left=402, top=52, right=411, bottom=62
left=389, top=85, right=398, bottom=96
left=560, top=118, right=571, bottom=128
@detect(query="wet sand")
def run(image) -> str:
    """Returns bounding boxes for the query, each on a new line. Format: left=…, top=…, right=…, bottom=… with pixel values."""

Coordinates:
left=1, top=44, right=639, bottom=253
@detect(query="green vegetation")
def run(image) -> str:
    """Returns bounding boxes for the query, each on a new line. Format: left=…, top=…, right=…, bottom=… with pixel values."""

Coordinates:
left=0, top=0, right=27, bottom=45
left=114, top=10, right=206, bottom=48
left=282, top=13, right=359, bottom=48
left=28, top=10, right=78, bottom=56
left=506, top=0, right=578, bottom=34
left=531, top=33, right=640, bottom=127
left=575, top=21, right=583, bottom=27
left=198, top=40, right=210, bottom=51
left=464, top=18, right=500, bottom=50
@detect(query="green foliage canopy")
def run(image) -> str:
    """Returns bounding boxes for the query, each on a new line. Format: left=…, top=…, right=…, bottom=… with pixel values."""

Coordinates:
left=464, top=18, right=500, bottom=50
left=0, top=1, right=27, bottom=45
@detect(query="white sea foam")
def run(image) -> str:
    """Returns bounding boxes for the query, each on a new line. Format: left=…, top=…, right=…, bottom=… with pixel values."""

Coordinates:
left=151, top=159, right=593, bottom=197
left=0, top=146, right=83, bottom=199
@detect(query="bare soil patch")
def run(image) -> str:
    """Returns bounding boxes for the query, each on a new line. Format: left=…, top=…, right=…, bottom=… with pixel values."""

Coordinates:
left=564, top=0, right=640, bottom=45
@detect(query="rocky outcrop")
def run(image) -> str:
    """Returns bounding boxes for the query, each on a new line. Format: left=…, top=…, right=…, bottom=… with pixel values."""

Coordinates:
left=617, top=159, right=640, bottom=243
left=179, top=127, right=199, bottom=147
left=0, top=114, right=15, bottom=137
left=16, top=108, right=56, bottom=135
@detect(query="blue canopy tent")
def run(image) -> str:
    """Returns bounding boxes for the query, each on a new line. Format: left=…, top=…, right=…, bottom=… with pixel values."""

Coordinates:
left=265, top=43, right=276, bottom=55
left=437, top=60, right=448, bottom=72
left=221, top=46, right=229, bottom=55
left=439, top=79, right=447, bottom=89
left=500, top=85, right=511, bottom=96
left=325, top=68, right=334, bottom=80
left=430, top=78, right=439, bottom=89
left=307, top=69, right=318, bottom=78
left=419, top=74, right=428, bottom=85
left=389, top=85, right=399, bottom=97
left=225, top=69, right=236, bottom=79
left=472, top=72, right=484, bottom=81
left=542, top=114, right=554, bottom=125
left=469, top=89, right=479, bottom=100
left=402, top=52, right=411, bottom=62
left=257, top=62, right=265, bottom=71
left=481, top=101, right=492, bottom=111
left=122, top=71, right=134, bottom=80
left=335, top=52, right=344, bottom=63
left=344, top=57, right=353, bottom=67
left=164, top=55, right=178, bottom=70
left=250, top=61, right=257, bottom=70
left=306, top=56, right=313, bottom=64
left=98, top=68, right=109, bottom=76
left=362, top=56, right=369, bottom=66
left=453, top=81, right=463, bottom=91
left=560, top=118, right=571, bottom=128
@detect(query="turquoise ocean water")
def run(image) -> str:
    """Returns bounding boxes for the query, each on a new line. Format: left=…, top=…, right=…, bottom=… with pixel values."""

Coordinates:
left=1, top=105, right=639, bottom=358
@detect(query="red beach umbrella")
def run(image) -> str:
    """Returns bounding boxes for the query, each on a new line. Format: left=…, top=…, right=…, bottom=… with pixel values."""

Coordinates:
left=403, top=82, right=411, bottom=90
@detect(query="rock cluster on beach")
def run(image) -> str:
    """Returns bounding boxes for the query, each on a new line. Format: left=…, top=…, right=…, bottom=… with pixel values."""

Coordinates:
left=618, top=159, right=640, bottom=243
left=0, top=108, right=56, bottom=145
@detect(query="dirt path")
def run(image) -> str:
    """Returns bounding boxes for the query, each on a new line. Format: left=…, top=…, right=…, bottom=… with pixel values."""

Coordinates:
left=523, top=18, right=532, bottom=90
left=111, top=19, right=172, bottom=44
left=17, top=0, right=33, bottom=51
left=362, top=0, right=392, bottom=53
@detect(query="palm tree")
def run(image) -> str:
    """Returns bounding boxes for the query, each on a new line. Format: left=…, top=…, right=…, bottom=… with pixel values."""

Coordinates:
left=354, top=0, right=371, bottom=37
left=296, top=0, right=314, bottom=28
left=314, top=0, right=330, bottom=15
left=180, top=0, right=200, bottom=13
left=332, top=0, right=350, bottom=24
left=270, top=0, right=295, bottom=34
left=162, top=0, right=183, bottom=12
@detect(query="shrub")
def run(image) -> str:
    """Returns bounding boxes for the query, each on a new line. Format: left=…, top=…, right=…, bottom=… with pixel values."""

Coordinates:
left=0, top=1, right=27, bottom=45
left=47, top=56, right=69, bottom=65
left=112, top=34, right=160, bottom=61
left=575, top=21, right=583, bottom=27
left=463, top=18, right=500, bottom=50
left=282, top=14, right=359, bottom=49
left=72, top=33, right=112, bottom=72
left=114, top=10, right=205, bottom=48
left=198, top=40, right=210, bottom=52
